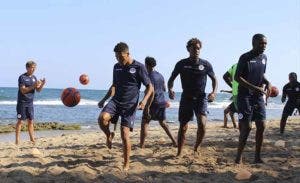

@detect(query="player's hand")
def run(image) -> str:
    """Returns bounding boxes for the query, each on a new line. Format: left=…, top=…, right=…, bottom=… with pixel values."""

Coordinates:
left=98, top=100, right=105, bottom=108
left=168, top=89, right=175, bottom=100
left=265, top=83, right=272, bottom=98
left=138, top=100, right=146, bottom=110
left=208, top=92, right=216, bottom=102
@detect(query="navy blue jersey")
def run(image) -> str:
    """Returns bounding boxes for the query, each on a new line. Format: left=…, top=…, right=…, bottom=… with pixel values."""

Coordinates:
left=112, top=60, right=150, bottom=107
left=235, top=51, right=267, bottom=95
left=17, top=73, right=37, bottom=106
left=149, top=70, right=166, bottom=107
left=170, top=58, right=215, bottom=96
left=283, top=82, right=300, bottom=102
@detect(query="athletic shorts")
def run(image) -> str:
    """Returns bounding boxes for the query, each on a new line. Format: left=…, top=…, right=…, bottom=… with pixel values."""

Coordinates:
left=282, top=100, right=300, bottom=116
left=237, top=94, right=266, bottom=123
left=102, top=99, right=137, bottom=130
left=16, top=103, right=34, bottom=120
left=145, top=103, right=166, bottom=121
left=179, top=94, right=208, bottom=124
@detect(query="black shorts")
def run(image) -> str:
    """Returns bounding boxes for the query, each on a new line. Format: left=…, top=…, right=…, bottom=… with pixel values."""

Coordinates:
left=102, top=99, right=137, bottom=130
left=282, top=101, right=300, bottom=116
left=237, top=94, right=266, bottom=123
left=149, top=103, right=166, bottom=121
left=179, top=95, right=208, bottom=124
left=16, top=103, right=34, bottom=120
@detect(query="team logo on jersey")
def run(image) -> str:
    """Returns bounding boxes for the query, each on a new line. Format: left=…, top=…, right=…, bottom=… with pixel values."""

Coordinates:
left=129, top=68, right=136, bottom=74
left=17, top=114, right=22, bottom=119
left=262, top=59, right=266, bottom=65
left=199, top=65, right=204, bottom=70
left=238, top=113, right=243, bottom=119
left=32, top=78, right=36, bottom=82
left=296, top=87, right=299, bottom=92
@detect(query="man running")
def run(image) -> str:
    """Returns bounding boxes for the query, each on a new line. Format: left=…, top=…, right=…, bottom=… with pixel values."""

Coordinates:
left=280, top=72, right=300, bottom=133
left=140, top=56, right=177, bottom=148
left=234, top=34, right=272, bottom=164
left=98, top=42, right=153, bottom=171
left=168, top=38, right=218, bottom=157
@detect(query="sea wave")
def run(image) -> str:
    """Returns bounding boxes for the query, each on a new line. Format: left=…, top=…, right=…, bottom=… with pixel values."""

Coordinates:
left=0, top=99, right=284, bottom=109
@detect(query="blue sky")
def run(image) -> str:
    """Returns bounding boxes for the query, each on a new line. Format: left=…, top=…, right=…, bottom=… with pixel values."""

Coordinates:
left=0, top=0, right=299, bottom=92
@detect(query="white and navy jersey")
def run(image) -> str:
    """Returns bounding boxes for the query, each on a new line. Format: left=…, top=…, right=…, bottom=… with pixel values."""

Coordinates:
left=283, top=82, right=300, bottom=102
left=112, top=60, right=151, bottom=107
left=235, top=50, right=267, bottom=96
left=17, top=73, right=37, bottom=106
left=170, top=58, right=215, bottom=97
left=149, top=70, right=166, bottom=107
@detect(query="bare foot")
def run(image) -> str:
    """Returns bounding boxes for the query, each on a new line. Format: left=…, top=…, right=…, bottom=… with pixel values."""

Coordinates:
left=254, top=158, right=264, bottom=164
left=235, top=157, right=242, bottom=164
left=123, top=164, right=129, bottom=172
left=106, top=132, right=115, bottom=149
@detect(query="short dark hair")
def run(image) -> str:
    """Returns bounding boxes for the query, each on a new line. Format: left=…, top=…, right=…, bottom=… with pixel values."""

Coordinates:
left=289, top=72, right=297, bottom=79
left=145, top=56, right=156, bottom=68
left=26, top=61, right=36, bottom=68
left=113, top=42, right=129, bottom=53
left=186, top=38, right=202, bottom=49
left=252, top=33, right=266, bottom=43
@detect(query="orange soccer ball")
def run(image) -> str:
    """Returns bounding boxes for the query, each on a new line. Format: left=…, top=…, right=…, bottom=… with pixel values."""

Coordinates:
left=270, top=86, right=279, bottom=97
left=79, top=74, right=89, bottom=85
left=61, top=87, right=81, bottom=107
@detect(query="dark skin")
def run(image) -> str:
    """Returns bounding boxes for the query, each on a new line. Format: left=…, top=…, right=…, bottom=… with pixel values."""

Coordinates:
left=168, top=43, right=218, bottom=157
left=98, top=49, right=153, bottom=171
left=235, top=36, right=271, bottom=164
left=280, top=74, right=298, bottom=133
left=140, top=64, right=177, bottom=148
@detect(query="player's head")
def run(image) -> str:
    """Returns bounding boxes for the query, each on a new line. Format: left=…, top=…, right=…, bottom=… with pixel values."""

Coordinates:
left=25, top=60, right=37, bottom=75
left=252, top=33, right=267, bottom=54
left=114, top=42, right=130, bottom=65
left=186, top=38, right=202, bottom=60
left=145, top=56, right=156, bottom=71
left=289, top=72, right=297, bottom=83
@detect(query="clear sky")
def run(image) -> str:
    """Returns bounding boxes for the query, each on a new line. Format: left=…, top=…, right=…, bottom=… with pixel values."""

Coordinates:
left=1, top=0, right=299, bottom=92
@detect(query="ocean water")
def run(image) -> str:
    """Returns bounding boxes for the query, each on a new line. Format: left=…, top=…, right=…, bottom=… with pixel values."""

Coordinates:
left=0, top=87, right=285, bottom=128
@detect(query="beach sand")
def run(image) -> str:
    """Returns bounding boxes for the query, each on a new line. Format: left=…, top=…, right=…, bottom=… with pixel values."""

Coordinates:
left=0, top=118, right=299, bottom=183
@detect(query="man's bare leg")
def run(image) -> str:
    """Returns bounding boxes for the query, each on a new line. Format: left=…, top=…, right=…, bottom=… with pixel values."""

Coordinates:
left=98, top=112, right=114, bottom=149
left=15, top=119, right=22, bottom=145
left=177, top=123, right=188, bottom=157
left=159, top=120, right=177, bottom=147
left=194, top=115, right=206, bottom=152
left=140, top=118, right=149, bottom=148
left=27, top=119, right=35, bottom=144
left=121, top=126, right=131, bottom=171
left=254, top=120, right=266, bottom=163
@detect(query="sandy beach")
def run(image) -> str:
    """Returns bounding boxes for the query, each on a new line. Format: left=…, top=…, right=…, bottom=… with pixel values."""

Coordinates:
left=0, top=118, right=299, bottom=183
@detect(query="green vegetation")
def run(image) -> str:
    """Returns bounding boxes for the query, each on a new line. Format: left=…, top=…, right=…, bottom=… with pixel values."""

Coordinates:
left=0, top=122, right=81, bottom=133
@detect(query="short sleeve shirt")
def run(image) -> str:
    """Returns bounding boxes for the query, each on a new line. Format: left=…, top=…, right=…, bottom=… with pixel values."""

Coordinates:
left=17, top=73, right=37, bottom=106
left=170, top=58, right=215, bottom=97
left=283, top=82, right=300, bottom=102
left=227, top=63, right=239, bottom=96
left=112, top=60, right=151, bottom=107
left=235, top=51, right=267, bottom=96
left=149, top=70, right=166, bottom=107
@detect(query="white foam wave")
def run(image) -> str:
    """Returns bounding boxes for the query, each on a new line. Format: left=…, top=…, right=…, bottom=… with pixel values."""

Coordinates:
left=0, top=100, right=284, bottom=109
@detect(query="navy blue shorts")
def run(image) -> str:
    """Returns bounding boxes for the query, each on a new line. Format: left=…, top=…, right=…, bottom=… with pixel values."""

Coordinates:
left=16, top=103, right=34, bottom=120
left=179, top=95, right=208, bottom=124
left=228, top=102, right=237, bottom=113
left=148, top=103, right=166, bottom=121
left=102, top=99, right=137, bottom=130
left=282, top=100, right=300, bottom=116
left=237, top=94, right=266, bottom=123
